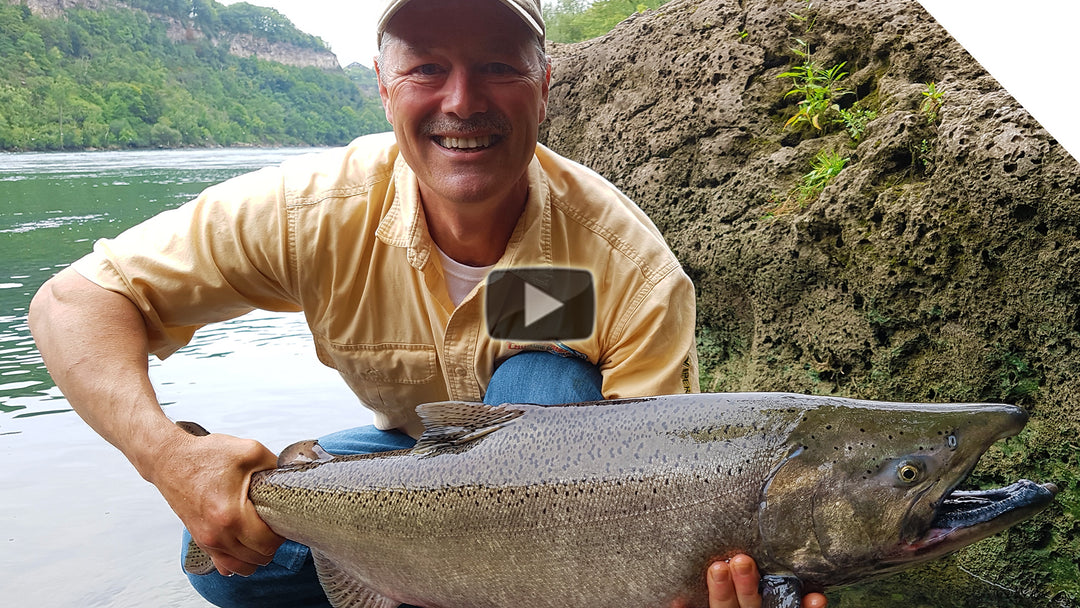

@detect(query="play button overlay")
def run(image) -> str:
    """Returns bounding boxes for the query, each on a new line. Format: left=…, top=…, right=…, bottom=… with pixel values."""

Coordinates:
left=485, top=267, right=594, bottom=341
left=524, top=282, right=564, bottom=327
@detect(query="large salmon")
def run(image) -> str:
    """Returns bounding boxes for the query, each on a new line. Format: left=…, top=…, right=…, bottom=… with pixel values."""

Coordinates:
left=183, top=393, right=1056, bottom=608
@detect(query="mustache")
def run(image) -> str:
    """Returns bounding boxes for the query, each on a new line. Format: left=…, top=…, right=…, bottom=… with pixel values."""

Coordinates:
left=421, top=113, right=511, bottom=136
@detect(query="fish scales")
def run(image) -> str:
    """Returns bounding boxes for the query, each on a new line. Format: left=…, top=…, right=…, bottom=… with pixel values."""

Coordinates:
left=254, top=395, right=803, bottom=607
left=183, top=392, right=1057, bottom=608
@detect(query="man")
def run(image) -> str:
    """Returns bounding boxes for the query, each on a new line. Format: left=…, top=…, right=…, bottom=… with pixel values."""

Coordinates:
left=29, top=1, right=826, bottom=607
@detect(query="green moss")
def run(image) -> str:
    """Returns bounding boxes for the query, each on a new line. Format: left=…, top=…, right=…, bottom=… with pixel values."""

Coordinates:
left=696, top=325, right=749, bottom=392
left=992, top=351, right=1041, bottom=404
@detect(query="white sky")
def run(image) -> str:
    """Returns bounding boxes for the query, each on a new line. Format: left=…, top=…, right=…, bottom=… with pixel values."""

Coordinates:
left=220, top=0, right=1080, bottom=161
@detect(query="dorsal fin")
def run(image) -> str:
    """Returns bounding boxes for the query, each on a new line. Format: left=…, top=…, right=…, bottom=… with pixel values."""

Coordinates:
left=412, top=401, right=524, bottom=453
left=277, top=439, right=335, bottom=467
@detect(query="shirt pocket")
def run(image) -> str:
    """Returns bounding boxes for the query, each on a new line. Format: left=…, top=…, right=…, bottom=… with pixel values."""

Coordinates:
left=313, top=339, right=442, bottom=428
left=316, top=341, right=438, bottom=385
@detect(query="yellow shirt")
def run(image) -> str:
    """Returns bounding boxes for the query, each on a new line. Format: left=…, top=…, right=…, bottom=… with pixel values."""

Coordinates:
left=73, top=132, right=699, bottom=436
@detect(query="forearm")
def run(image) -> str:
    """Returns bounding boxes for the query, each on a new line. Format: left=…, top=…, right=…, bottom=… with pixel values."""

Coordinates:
left=28, top=268, right=186, bottom=481
left=30, top=269, right=283, bottom=573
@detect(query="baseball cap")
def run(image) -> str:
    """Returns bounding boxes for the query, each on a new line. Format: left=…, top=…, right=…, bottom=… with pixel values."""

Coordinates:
left=377, top=0, right=545, bottom=47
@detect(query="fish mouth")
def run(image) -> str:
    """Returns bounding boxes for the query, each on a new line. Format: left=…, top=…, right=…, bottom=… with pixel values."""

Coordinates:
left=902, top=480, right=1057, bottom=558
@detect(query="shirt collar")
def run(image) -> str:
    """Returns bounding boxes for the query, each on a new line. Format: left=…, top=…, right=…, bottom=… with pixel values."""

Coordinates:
left=376, top=155, right=432, bottom=269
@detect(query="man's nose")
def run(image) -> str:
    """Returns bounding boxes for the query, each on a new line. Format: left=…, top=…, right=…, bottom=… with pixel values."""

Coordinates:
left=441, top=69, right=488, bottom=118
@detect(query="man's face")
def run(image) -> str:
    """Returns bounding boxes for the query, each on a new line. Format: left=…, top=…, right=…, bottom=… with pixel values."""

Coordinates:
left=376, top=0, right=550, bottom=209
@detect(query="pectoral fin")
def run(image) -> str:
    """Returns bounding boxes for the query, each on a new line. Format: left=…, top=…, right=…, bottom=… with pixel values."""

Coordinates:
left=761, top=575, right=803, bottom=608
left=412, top=401, right=524, bottom=453
left=312, top=550, right=398, bottom=608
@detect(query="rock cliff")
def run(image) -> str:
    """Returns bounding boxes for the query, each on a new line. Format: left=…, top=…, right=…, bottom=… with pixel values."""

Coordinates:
left=18, top=0, right=113, bottom=17
left=542, top=0, right=1078, bottom=605
left=12, top=0, right=340, bottom=69
left=227, top=33, right=339, bottom=70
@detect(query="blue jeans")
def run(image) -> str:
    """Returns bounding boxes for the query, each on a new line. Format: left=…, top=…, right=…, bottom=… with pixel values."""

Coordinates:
left=183, top=351, right=603, bottom=608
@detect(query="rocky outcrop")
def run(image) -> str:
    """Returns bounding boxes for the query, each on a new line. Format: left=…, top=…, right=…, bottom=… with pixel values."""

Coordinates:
left=228, top=33, right=339, bottom=70
left=542, top=0, right=1078, bottom=605
left=10, top=0, right=340, bottom=70
left=18, top=0, right=116, bottom=17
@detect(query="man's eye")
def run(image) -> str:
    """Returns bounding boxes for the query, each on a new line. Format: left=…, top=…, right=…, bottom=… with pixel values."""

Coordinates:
left=484, top=63, right=516, bottom=75
left=415, top=64, right=443, bottom=76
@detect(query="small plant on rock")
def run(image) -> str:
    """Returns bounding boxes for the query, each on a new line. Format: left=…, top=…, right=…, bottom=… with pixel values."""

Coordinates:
left=920, top=81, right=944, bottom=124
left=796, top=149, right=849, bottom=203
left=789, top=0, right=817, bottom=33
left=914, top=138, right=934, bottom=173
left=837, top=106, right=878, bottom=141
left=770, top=149, right=850, bottom=215
left=777, top=39, right=852, bottom=131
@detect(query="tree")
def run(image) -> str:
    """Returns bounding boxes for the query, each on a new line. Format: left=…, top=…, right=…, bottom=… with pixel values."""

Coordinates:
left=543, top=0, right=672, bottom=43
left=0, top=2, right=388, bottom=151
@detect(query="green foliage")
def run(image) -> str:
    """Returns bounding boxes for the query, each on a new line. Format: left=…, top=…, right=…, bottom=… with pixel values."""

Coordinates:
left=993, top=351, right=1041, bottom=404
left=0, top=2, right=388, bottom=151
left=768, top=148, right=849, bottom=215
left=345, top=62, right=381, bottom=97
left=788, top=0, right=818, bottom=33
left=837, top=106, right=877, bottom=141
left=914, top=138, right=934, bottom=173
left=797, top=149, right=849, bottom=202
left=920, top=81, right=944, bottom=124
left=217, top=2, right=326, bottom=49
left=777, top=39, right=851, bottom=131
left=543, top=0, right=672, bottom=43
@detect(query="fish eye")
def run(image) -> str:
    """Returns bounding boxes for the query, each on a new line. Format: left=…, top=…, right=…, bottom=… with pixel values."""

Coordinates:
left=897, top=462, right=921, bottom=483
left=947, top=434, right=958, bottom=449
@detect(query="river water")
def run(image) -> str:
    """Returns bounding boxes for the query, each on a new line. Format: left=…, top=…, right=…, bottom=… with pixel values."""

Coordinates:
left=0, top=148, right=376, bottom=607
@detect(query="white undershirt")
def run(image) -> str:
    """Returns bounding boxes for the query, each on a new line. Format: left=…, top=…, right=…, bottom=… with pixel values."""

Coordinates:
left=434, top=245, right=495, bottom=307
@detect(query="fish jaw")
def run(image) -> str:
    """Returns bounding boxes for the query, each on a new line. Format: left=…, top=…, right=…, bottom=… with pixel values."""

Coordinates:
left=894, top=480, right=1057, bottom=562
left=758, top=400, right=1053, bottom=590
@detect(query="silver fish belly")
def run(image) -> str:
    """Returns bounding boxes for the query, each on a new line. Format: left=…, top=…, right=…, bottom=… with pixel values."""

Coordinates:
left=184, top=392, right=1057, bottom=608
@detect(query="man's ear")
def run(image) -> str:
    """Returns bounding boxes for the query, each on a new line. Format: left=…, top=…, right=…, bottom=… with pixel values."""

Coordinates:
left=374, top=58, right=394, bottom=125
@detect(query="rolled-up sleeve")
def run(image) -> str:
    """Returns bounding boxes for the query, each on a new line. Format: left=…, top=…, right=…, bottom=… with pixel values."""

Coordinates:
left=598, top=265, right=700, bottom=398
left=71, top=167, right=300, bottom=359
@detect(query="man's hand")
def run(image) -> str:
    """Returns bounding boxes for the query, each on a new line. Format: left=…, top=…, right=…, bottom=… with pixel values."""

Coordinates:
left=706, top=554, right=827, bottom=608
left=30, top=270, right=283, bottom=577
left=154, top=429, right=285, bottom=576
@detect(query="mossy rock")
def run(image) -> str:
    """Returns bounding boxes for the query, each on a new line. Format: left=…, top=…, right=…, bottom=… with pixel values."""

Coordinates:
left=542, top=0, right=1080, bottom=605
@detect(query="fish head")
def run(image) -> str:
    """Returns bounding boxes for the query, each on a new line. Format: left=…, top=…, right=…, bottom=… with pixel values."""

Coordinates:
left=758, top=400, right=1055, bottom=590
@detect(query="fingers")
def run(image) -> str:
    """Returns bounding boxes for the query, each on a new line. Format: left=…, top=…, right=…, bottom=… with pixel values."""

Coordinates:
left=707, top=561, right=737, bottom=608
left=708, top=555, right=826, bottom=608
left=707, top=556, right=761, bottom=608
left=161, top=433, right=285, bottom=577
left=727, top=554, right=763, bottom=604
left=192, top=515, right=282, bottom=576
left=196, top=511, right=283, bottom=576
left=199, top=478, right=284, bottom=576
left=209, top=548, right=262, bottom=577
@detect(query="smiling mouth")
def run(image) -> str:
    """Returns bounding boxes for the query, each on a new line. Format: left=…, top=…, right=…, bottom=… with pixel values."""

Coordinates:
left=434, top=135, right=501, bottom=151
